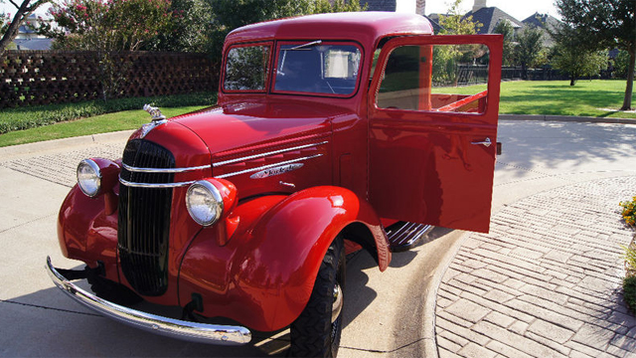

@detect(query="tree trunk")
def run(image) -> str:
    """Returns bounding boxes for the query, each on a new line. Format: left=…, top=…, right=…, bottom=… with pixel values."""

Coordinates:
left=0, top=0, right=50, bottom=58
left=570, top=76, right=576, bottom=86
left=0, top=11, right=28, bottom=58
left=621, top=47, right=635, bottom=111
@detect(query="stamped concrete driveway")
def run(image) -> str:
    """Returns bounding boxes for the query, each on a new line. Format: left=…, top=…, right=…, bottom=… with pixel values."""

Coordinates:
left=1, top=119, right=635, bottom=357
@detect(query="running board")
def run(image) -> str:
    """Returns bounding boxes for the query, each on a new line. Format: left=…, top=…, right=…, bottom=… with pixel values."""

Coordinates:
left=386, top=222, right=434, bottom=252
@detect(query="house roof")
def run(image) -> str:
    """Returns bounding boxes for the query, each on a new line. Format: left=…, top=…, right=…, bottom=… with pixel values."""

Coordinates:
left=363, top=0, right=397, bottom=12
left=465, top=7, right=524, bottom=34
left=422, top=15, right=443, bottom=34
left=522, top=12, right=560, bottom=31
left=14, top=38, right=53, bottom=50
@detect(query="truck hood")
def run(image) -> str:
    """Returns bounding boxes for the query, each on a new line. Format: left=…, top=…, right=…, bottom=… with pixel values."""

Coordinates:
left=170, top=100, right=349, bottom=159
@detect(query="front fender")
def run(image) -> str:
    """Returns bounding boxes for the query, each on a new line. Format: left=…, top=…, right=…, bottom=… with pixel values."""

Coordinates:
left=179, top=186, right=389, bottom=332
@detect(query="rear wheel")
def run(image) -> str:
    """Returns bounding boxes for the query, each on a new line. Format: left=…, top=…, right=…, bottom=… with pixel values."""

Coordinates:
left=290, top=236, right=346, bottom=358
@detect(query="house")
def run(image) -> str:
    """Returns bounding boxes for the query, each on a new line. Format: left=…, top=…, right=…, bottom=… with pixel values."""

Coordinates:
left=464, top=0, right=523, bottom=35
left=12, top=13, right=53, bottom=50
left=364, top=0, right=427, bottom=14
left=522, top=12, right=560, bottom=46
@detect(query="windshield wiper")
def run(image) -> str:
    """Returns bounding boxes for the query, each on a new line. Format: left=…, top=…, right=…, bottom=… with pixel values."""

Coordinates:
left=289, top=40, right=322, bottom=51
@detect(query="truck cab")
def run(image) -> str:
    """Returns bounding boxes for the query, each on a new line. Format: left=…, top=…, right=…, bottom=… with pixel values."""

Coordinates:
left=47, top=12, right=502, bottom=358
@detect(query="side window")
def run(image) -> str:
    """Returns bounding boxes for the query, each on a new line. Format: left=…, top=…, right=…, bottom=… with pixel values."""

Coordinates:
left=224, top=45, right=271, bottom=91
left=377, top=44, right=490, bottom=113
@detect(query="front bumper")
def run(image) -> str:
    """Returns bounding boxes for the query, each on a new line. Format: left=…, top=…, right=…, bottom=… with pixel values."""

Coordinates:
left=46, top=256, right=252, bottom=345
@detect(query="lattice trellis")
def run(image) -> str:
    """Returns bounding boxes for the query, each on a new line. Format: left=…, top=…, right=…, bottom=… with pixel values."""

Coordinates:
left=1, top=51, right=218, bottom=109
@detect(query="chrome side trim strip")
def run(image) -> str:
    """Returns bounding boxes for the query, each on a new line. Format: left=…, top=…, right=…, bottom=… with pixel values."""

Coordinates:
left=46, top=257, right=251, bottom=345
left=215, top=154, right=323, bottom=179
left=214, top=141, right=329, bottom=167
left=119, top=177, right=196, bottom=188
left=122, top=163, right=211, bottom=174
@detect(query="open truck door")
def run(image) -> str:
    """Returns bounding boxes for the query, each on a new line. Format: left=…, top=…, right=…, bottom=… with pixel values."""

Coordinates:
left=368, top=35, right=503, bottom=233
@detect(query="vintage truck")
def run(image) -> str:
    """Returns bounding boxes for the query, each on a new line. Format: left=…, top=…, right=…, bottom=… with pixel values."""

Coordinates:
left=47, top=11, right=502, bottom=358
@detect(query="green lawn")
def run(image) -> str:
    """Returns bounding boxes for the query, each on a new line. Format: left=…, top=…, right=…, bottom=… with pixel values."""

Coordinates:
left=498, top=80, right=635, bottom=119
left=441, top=80, right=635, bottom=119
left=0, top=80, right=634, bottom=147
left=0, top=106, right=208, bottom=147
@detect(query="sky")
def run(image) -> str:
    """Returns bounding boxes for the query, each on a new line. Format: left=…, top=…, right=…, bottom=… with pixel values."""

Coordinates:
left=426, top=0, right=561, bottom=20
left=2, top=0, right=561, bottom=22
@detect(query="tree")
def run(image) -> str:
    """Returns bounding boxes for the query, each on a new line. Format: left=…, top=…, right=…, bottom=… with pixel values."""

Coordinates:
left=614, top=49, right=632, bottom=79
left=38, top=0, right=173, bottom=100
left=205, top=0, right=366, bottom=60
left=437, top=0, right=482, bottom=35
left=40, top=0, right=172, bottom=52
left=493, top=19, right=515, bottom=66
left=433, top=0, right=485, bottom=85
left=0, top=0, right=50, bottom=57
left=556, top=0, right=635, bottom=110
left=550, top=23, right=607, bottom=86
left=145, top=0, right=212, bottom=53
left=514, top=26, right=543, bottom=80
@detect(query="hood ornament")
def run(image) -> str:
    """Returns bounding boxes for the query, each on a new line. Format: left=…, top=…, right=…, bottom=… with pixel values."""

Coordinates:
left=143, top=104, right=167, bottom=121
left=140, top=104, right=168, bottom=138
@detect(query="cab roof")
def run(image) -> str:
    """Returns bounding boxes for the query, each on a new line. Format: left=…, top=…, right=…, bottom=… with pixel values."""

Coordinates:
left=225, top=12, right=434, bottom=46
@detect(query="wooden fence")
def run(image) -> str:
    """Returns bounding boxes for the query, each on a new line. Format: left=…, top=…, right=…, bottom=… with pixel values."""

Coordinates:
left=0, top=50, right=218, bottom=109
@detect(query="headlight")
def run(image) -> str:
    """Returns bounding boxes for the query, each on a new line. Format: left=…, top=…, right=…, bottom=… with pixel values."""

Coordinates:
left=186, top=180, right=224, bottom=227
left=77, top=159, right=101, bottom=197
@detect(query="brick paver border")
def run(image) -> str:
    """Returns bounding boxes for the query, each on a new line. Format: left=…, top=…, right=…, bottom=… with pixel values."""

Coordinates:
left=436, top=176, right=636, bottom=358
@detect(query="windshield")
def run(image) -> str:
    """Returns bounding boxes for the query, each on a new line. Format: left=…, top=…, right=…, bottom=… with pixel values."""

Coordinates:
left=274, top=42, right=362, bottom=96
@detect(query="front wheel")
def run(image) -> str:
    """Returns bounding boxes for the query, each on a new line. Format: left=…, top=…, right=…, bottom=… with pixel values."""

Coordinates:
left=290, top=236, right=346, bottom=358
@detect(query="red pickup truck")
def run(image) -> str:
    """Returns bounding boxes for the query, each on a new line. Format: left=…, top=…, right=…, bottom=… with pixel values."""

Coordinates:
left=47, top=11, right=502, bottom=358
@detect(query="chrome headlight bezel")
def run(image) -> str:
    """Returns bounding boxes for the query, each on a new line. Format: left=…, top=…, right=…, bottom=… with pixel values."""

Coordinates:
left=186, top=180, right=224, bottom=227
left=77, top=159, right=102, bottom=197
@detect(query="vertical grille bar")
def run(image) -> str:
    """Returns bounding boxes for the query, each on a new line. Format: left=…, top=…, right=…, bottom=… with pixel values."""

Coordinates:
left=118, top=139, right=175, bottom=296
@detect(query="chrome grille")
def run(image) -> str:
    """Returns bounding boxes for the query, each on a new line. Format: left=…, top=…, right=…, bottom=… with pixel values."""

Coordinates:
left=118, top=139, right=175, bottom=296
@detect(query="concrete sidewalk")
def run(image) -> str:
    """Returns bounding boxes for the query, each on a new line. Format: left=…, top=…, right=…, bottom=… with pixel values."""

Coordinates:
left=1, top=120, right=635, bottom=357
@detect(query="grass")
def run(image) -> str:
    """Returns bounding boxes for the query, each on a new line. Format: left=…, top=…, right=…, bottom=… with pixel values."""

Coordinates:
left=498, top=80, right=636, bottom=119
left=0, top=106, right=209, bottom=147
left=0, top=80, right=634, bottom=147
left=0, top=92, right=216, bottom=147
left=439, top=79, right=635, bottom=119
left=0, top=92, right=217, bottom=134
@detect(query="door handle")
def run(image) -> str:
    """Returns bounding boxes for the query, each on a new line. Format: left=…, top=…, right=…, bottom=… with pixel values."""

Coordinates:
left=471, top=137, right=492, bottom=147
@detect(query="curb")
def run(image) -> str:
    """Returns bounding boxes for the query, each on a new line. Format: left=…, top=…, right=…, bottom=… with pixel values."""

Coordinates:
left=0, top=130, right=134, bottom=161
left=499, top=113, right=636, bottom=125
left=420, top=230, right=472, bottom=358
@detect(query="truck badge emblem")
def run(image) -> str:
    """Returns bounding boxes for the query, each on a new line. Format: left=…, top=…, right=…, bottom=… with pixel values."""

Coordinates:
left=250, top=163, right=303, bottom=179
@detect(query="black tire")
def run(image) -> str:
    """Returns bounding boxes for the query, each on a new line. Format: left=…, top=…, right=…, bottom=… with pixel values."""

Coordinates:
left=290, top=236, right=346, bottom=358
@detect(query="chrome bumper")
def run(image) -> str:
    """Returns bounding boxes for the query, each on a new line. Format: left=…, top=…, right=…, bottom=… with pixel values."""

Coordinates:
left=46, top=256, right=251, bottom=345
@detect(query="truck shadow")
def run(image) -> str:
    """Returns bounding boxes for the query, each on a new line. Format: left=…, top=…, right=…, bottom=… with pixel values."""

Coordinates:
left=7, top=227, right=456, bottom=357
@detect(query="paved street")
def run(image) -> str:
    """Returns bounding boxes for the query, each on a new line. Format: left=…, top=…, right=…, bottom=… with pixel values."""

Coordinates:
left=0, top=119, right=635, bottom=357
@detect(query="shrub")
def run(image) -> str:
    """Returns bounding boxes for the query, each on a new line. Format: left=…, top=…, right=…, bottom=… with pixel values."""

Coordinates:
left=0, top=92, right=216, bottom=135
left=620, top=197, right=636, bottom=315
left=624, top=275, right=636, bottom=314
left=620, top=196, right=636, bottom=227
